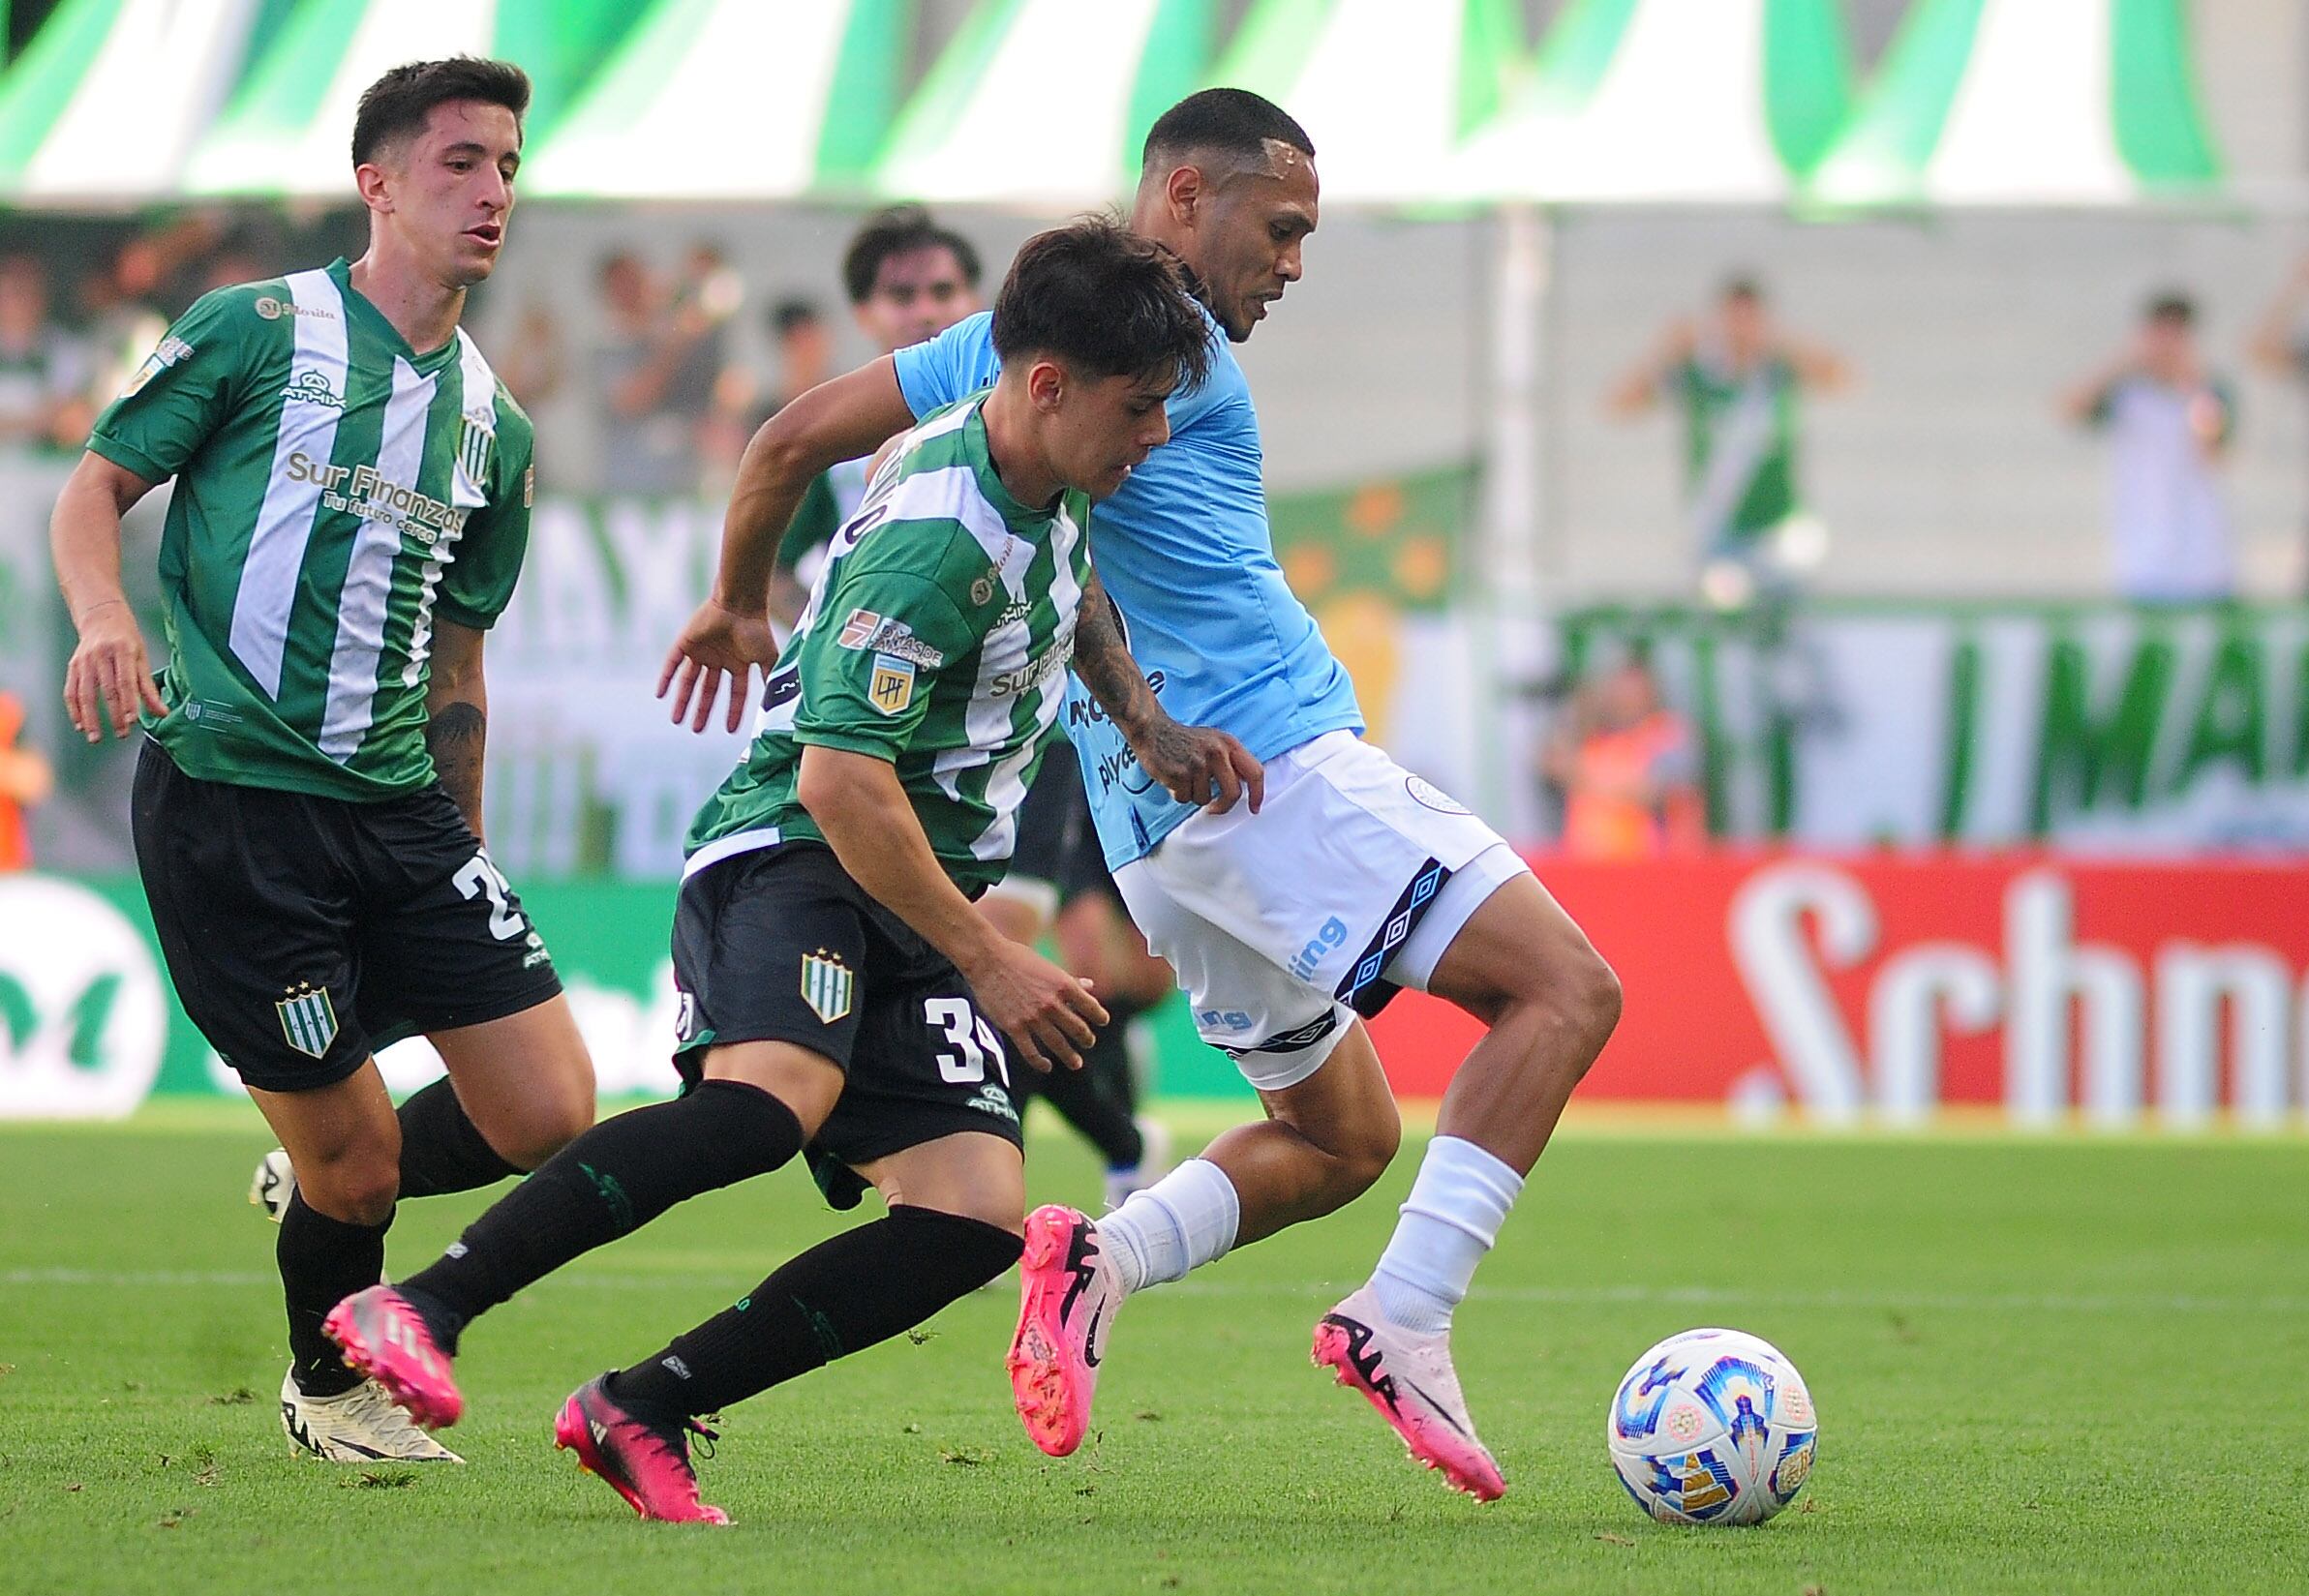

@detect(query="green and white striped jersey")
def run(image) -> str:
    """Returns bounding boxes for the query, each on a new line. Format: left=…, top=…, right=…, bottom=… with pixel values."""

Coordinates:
left=88, top=257, right=534, bottom=800
left=687, top=393, right=1090, bottom=895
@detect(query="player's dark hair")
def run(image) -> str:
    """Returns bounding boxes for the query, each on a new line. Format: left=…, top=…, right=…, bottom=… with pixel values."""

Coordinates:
left=1721, top=273, right=1766, bottom=304
left=841, top=205, right=984, bottom=305
left=2146, top=290, right=2197, bottom=326
left=351, top=57, right=531, bottom=167
left=772, top=298, right=823, bottom=337
left=991, top=218, right=1212, bottom=391
left=1142, top=88, right=1314, bottom=172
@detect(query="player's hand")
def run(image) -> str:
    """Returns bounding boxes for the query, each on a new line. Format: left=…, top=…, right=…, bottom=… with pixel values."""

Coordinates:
left=62, top=600, right=166, bottom=742
left=658, top=598, right=779, bottom=734
left=961, top=939, right=1108, bottom=1074
left=1132, top=717, right=1264, bottom=815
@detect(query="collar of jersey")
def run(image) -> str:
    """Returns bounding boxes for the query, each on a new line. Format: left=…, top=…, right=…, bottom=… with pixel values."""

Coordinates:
left=962, top=395, right=1063, bottom=533
left=326, top=258, right=464, bottom=374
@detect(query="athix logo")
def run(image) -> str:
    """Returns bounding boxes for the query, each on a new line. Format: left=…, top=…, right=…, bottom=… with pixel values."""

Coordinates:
left=281, top=369, right=344, bottom=408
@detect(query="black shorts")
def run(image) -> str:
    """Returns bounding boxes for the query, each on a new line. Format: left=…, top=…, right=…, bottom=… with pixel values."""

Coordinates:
left=131, top=740, right=562, bottom=1094
left=671, top=841, right=1024, bottom=1207
left=1000, top=749, right=1113, bottom=909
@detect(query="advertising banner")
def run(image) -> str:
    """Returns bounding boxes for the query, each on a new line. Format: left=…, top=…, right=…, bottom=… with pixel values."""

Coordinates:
left=1372, top=852, right=2309, bottom=1126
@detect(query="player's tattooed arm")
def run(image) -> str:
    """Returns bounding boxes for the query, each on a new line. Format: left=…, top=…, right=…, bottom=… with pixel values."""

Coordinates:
left=426, top=620, right=491, bottom=839
left=1072, top=572, right=1264, bottom=815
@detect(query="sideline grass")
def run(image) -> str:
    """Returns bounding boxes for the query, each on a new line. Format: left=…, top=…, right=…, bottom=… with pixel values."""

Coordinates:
left=2, top=1112, right=2305, bottom=1595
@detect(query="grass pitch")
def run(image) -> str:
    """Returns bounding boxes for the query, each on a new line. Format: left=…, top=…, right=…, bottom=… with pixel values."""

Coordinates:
left=2, top=1106, right=2305, bottom=1596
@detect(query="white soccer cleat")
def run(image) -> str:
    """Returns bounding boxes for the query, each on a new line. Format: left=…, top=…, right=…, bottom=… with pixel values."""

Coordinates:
left=249, top=1148, right=296, bottom=1223
left=278, top=1369, right=464, bottom=1463
left=1313, top=1285, right=1504, bottom=1501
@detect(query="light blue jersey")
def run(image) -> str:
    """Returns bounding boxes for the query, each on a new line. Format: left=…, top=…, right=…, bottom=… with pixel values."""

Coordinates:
left=895, top=309, right=1361, bottom=866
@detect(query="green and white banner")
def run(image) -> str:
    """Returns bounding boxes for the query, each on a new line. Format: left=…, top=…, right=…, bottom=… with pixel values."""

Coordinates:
left=1561, top=604, right=2309, bottom=849
left=526, top=0, right=908, bottom=201
left=1807, top=0, right=2221, bottom=208
left=873, top=0, right=1210, bottom=207
left=1449, top=0, right=1851, bottom=204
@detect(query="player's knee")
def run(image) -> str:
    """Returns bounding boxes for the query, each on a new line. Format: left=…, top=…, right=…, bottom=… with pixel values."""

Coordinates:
left=1560, top=948, right=1624, bottom=1062
left=303, top=1160, right=400, bottom=1226
left=1326, top=1104, right=1402, bottom=1196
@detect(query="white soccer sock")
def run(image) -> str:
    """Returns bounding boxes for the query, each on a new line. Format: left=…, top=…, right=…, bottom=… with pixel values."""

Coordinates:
left=1369, top=1135, right=1524, bottom=1336
left=1094, top=1157, right=1239, bottom=1296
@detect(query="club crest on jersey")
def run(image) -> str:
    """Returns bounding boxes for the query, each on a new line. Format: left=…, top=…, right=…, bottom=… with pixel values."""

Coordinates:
left=276, top=983, right=339, bottom=1059
left=458, top=409, right=496, bottom=488
left=869, top=655, right=916, bottom=715
left=799, top=950, right=854, bottom=1025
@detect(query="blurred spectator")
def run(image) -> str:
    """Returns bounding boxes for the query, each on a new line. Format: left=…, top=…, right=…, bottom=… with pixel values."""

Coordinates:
left=767, top=208, right=984, bottom=625
left=0, top=254, right=93, bottom=456
left=0, top=689, right=54, bottom=870
left=493, top=299, right=566, bottom=412
left=764, top=297, right=834, bottom=420
left=592, top=250, right=728, bottom=497
left=1606, top=275, right=1849, bottom=610
left=2061, top=292, right=2234, bottom=604
left=2246, top=256, right=2309, bottom=589
left=1541, top=647, right=1703, bottom=859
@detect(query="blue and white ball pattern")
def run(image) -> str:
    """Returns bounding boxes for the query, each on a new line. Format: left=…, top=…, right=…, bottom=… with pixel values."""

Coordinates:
left=1606, top=1327, right=1817, bottom=1525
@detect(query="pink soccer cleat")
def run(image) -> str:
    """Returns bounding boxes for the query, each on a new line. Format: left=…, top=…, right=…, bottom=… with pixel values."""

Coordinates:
left=1313, top=1285, right=1506, bottom=1502
left=554, top=1375, right=730, bottom=1525
left=323, top=1284, right=463, bottom=1430
left=1007, top=1204, right=1121, bottom=1458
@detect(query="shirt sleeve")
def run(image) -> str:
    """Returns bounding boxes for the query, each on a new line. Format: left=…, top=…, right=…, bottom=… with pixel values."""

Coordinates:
left=86, top=288, right=260, bottom=484
left=792, top=565, right=979, bottom=760
left=775, top=470, right=841, bottom=574
left=436, top=408, right=534, bottom=630
left=892, top=312, right=999, bottom=420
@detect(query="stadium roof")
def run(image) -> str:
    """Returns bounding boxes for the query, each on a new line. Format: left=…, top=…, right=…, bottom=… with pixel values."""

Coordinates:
left=1806, top=0, right=2222, bottom=208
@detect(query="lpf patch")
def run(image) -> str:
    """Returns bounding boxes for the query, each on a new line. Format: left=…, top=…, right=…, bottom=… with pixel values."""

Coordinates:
left=799, top=950, right=855, bottom=1025
left=276, top=983, right=339, bottom=1059
left=868, top=654, right=916, bottom=715
left=1405, top=774, right=1474, bottom=816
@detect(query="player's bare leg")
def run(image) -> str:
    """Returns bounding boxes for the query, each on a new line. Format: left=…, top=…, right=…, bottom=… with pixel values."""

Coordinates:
left=1320, top=873, right=1620, bottom=1499
left=427, top=996, right=597, bottom=1170
left=247, top=1065, right=459, bottom=1461
left=565, top=1131, right=1022, bottom=1522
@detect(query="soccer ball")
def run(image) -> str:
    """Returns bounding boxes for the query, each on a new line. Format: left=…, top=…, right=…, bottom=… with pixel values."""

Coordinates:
left=1605, top=1327, right=1817, bottom=1525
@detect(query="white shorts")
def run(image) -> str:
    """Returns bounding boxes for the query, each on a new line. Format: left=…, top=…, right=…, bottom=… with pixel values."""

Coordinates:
left=1113, top=731, right=1530, bottom=1092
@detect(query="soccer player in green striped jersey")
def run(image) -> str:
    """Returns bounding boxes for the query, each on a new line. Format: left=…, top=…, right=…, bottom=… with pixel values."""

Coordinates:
left=328, top=219, right=1256, bottom=1523
left=48, top=59, right=595, bottom=1464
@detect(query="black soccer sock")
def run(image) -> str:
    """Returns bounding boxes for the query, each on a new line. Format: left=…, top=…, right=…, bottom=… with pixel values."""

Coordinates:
left=279, top=1190, right=392, bottom=1398
left=394, top=1078, right=523, bottom=1199
left=1036, top=1019, right=1142, bottom=1170
left=606, top=1205, right=1022, bottom=1418
left=398, top=1080, right=805, bottom=1345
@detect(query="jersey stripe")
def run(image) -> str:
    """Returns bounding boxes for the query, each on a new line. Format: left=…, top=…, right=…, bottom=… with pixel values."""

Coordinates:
left=318, top=354, right=435, bottom=762
left=227, top=268, right=346, bottom=698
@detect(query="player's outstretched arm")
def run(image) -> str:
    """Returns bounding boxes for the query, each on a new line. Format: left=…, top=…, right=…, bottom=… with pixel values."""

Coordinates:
left=797, top=744, right=1108, bottom=1072
left=659, top=359, right=919, bottom=734
left=1071, top=572, right=1263, bottom=814
left=51, top=452, right=167, bottom=742
left=426, top=620, right=491, bottom=838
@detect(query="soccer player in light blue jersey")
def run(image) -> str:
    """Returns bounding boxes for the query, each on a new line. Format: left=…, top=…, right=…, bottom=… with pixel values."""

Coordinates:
left=661, top=90, right=1623, bottom=1502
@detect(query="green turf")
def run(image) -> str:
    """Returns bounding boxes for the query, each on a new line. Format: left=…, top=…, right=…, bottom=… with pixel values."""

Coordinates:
left=2, top=1108, right=2306, bottom=1595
